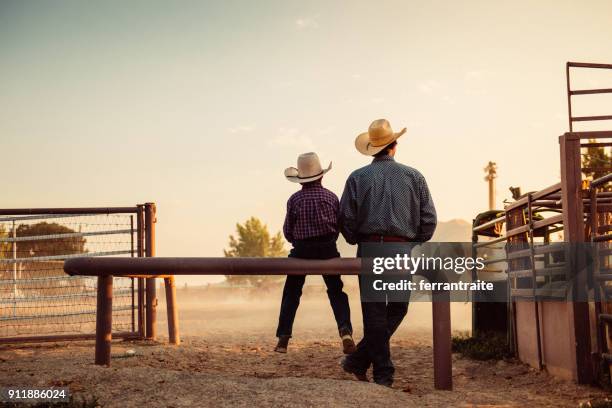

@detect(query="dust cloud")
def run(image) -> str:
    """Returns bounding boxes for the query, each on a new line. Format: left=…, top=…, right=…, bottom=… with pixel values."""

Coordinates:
left=157, top=276, right=472, bottom=343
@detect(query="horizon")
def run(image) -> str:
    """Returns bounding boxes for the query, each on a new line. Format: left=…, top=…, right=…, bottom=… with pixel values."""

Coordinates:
left=2, top=0, right=612, bottom=272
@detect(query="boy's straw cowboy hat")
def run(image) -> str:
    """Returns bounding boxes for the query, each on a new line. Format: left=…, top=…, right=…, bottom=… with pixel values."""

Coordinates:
left=355, top=119, right=406, bottom=156
left=284, top=152, right=332, bottom=183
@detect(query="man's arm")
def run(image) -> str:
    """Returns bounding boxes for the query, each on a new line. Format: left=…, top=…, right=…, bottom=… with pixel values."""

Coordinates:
left=283, top=199, right=294, bottom=244
left=338, top=177, right=359, bottom=245
left=416, top=175, right=437, bottom=242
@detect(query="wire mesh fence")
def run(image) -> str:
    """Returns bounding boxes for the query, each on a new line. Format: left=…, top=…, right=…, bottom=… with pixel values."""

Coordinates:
left=0, top=210, right=141, bottom=340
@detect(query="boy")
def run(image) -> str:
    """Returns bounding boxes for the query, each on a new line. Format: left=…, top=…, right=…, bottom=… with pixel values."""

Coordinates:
left=275, top=152, right=355, bottom=354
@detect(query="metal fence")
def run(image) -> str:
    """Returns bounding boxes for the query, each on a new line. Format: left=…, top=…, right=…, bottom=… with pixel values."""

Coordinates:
left=0, top=206, right=151, bottom=343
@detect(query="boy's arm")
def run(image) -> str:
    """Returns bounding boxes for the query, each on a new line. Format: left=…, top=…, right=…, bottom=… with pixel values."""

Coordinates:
left=283, top=199, right=294, bottom=244
left=338, top=177, right=358, bottom=245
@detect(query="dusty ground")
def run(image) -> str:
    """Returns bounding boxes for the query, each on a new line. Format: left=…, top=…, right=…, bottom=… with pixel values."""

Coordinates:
left=1, top=284, right=611, bottom=407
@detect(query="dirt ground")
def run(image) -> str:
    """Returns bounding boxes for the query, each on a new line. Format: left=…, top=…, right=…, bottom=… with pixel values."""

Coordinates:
left=1, top=284, right=611, bottom=407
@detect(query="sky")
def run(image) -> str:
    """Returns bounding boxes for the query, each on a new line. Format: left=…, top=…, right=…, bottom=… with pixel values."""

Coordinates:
left=1, top=0, right=612, bottom=268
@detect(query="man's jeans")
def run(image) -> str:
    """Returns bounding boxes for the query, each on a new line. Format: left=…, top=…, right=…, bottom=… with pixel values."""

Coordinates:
left=344, top=243, right=412, bottom=383
left=276, top=274, right=353, bottom=337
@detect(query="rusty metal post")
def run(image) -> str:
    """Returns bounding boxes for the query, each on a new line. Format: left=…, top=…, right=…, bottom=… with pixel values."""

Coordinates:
left=559, top=133, right=593, bottom=384
left=136, top=205, right=145, bottom=338
left=145, top=203, right=157, bottom=340
left=95, top=274, right=113, bottom=366
left=432, top=291, right=453, bottom=390
left=165, top=277, right=180, bottom=344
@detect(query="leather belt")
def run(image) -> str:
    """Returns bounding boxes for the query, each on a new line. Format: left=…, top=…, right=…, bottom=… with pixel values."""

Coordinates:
left=364, top=235, right=410, bottom=242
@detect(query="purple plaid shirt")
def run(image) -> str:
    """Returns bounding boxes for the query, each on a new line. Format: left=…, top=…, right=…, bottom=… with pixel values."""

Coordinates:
left=283, top=180, right=339, bottom=243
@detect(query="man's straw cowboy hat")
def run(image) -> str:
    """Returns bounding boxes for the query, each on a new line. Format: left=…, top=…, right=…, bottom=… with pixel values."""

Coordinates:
left=284, top=152, right=332, bottom=183
left=355, top=119, right=406, bottom=156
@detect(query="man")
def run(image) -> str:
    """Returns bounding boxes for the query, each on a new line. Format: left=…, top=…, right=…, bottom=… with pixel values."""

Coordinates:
left=275, top=152, right=356, bottom=354
left=338, top=119, right=437, bottom=387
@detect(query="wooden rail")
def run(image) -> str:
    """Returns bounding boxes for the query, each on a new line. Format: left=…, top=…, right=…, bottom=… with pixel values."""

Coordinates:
left=64, top=256, right=453, bottom=390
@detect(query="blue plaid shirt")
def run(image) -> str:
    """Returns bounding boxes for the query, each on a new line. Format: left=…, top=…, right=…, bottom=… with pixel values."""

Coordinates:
left=339, top=155, right=437, bottom=244
left=283, top=180, right=339, bottom=244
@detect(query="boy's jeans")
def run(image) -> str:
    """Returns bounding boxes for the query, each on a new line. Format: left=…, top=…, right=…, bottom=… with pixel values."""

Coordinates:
left=275, top=235, right=353, bottom=337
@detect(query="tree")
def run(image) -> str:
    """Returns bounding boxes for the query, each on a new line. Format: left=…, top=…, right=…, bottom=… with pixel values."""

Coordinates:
left=0, top=225, right=10, bottom=259
left=223, top=217, right=287, bottom=287
left=13, top=222, right=86, bottom=258
left=583, top=139, right=612, bottom=183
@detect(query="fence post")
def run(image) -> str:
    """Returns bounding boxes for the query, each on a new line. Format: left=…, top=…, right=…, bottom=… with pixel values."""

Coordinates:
left=559, top=133, right=593, bottom=384
left=165, top=276, right=180, bottom=345
left=136, top=205, right=145, bottom=338
left=145, top=203, right=157, bottom=340
left=95, top=274, right=113, bottom=366
left=432, top=291, right=453, bottom=390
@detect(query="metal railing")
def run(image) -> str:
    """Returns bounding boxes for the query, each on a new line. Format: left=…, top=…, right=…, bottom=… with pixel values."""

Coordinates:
left=63, top=256, right=454, bottom=391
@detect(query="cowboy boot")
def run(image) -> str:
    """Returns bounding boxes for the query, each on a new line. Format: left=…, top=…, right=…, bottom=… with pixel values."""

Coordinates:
left=274, top=335, right=290, bottom=353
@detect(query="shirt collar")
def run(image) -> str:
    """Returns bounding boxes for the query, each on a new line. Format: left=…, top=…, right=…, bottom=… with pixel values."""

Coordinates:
left=372, top=155, right=395, bottom=163
left=301, top=179, right=323, bottom=189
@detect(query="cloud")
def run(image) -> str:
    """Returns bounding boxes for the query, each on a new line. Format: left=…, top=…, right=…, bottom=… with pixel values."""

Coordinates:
left=268, top=128, right=315, bottom=150
left=441, top=95, right=456, bottom=105
left=295, top=17, right=319, bottom=30
left=417, top=80, right=441, bottom=94
left=227, top=125, right=255, bottom=134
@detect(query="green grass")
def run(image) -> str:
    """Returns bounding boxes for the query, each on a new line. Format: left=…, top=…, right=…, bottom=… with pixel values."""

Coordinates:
left=451, top=331, right=512, bottom=361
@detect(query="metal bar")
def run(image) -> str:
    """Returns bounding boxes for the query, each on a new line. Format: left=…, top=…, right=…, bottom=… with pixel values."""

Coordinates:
left=592, top=173, right=612, bottom=188
left=0, top=289, right=132, bottom=304
left=580, top=142, right=612, bottom=147
left=65, top=257, right=363, bottom=277
left=507, top=265, right=567, bottom=278
left=145, top=203, right=157, bottom=340
left=0, top=207, right=139, bottom=216
left=0, top=250, right=134, bottom=263
left=511, top=288, right=567, bottom=299
left=95, top=274, right=113, bottom=366
left=572, top=115, right=612, bottom=122
left=481, top=257, right=507, bottom=266
left=568, top=62, right=612, bottom=69
left=473, top=235, right=508, bottom=248
left=567, top=62, right=573, bottom=132
left=0, top=331, right=139, bottom=345
left=432, top=291, right=452, bottom=390
left=504, top=216, right=564, bottom=237
left=0, top=305, right=133, bottom=322
left=570, top=88, right=612, bottom=95
left=472, top=215, right=506, bottom=233
left=0, top=228, right=134, bottom=243
left=565, top=131, right=612, bottom=139
left=594, top=234, right=612, bottom=242
left=533, top=214, right=564, bottom=230
left=505, top=183, right=562, bottom=211
left=507, top=243, right=566, bottom=260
